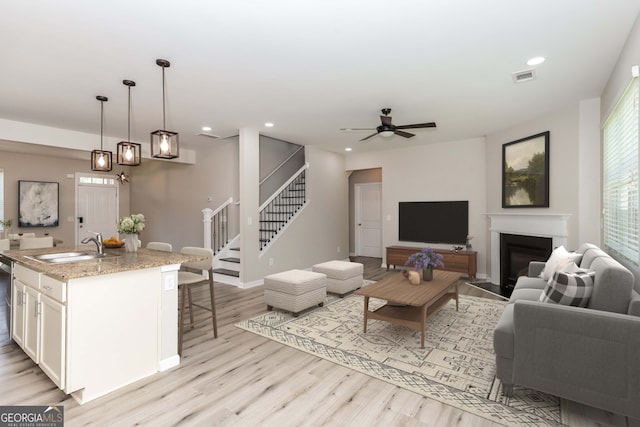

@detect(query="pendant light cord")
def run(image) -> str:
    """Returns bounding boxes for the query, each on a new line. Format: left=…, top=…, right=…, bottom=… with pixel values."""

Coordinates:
left=100, top=99, right=104, bottom=151
left=127, top=85, right=131, bottom=142
left=162, top=65, right=166, bottom=130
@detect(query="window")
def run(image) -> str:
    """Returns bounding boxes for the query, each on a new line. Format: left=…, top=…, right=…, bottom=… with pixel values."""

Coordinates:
left=603, top=78, right=639, bottom=265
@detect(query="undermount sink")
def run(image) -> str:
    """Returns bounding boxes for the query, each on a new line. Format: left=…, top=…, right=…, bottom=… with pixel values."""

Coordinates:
left=25, top=251, right=121, bottom=264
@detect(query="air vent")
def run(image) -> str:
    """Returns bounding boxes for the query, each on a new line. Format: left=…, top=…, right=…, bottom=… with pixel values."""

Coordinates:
left=512, top=69, right=536, bottom=84
left=196, top=132, right=222, bottom=139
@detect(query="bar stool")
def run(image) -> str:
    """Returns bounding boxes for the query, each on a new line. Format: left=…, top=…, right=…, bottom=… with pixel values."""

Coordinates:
left=19, top=236, right=53, bottom=249
left=146, top=242, right=172, bottom=252
left=177, top=247, right=217, bottom=355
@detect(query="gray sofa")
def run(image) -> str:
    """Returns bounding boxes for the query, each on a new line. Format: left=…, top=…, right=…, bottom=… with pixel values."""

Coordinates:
left=493, top=243, right=640, bottom=421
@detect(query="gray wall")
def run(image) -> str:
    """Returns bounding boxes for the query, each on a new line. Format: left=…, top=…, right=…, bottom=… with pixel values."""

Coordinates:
left=130, top=137, right=239, bottom=250
left=259, top=135, right=304, bottom=205
left=0, top=145, right=130, bottom=246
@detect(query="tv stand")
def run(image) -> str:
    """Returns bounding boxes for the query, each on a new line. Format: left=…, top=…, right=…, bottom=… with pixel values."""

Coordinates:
left=386, top=245, right=477, bottom=280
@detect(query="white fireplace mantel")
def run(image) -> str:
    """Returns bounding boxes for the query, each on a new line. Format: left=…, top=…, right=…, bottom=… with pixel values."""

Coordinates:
left=486, top=213, right=571, bottom=285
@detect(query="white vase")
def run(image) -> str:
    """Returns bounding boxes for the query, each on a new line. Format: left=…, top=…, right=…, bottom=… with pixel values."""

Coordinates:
left=124, top=233, right=138, bottom=253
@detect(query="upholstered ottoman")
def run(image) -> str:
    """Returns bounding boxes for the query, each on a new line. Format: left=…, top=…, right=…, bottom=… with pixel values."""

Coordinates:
left=264, top=269, right=327, bottom=316
left=312, top=260, right=364, bottom=297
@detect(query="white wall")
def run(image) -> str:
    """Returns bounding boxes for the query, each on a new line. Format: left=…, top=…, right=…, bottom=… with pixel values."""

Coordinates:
left=345, top=138, right=488, bottom=277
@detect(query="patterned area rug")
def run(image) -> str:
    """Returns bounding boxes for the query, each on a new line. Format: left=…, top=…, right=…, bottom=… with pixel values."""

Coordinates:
left=237, top=291, right=563, bottom=426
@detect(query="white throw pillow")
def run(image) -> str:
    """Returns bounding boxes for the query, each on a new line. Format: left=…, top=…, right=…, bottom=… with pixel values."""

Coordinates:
left=539, top=246, right=582, bottom=281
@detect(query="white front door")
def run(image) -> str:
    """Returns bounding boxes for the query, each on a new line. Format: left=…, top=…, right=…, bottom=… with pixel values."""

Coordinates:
left=76, top=175, right=119, bottom=244
left=355, top=183, right=382, bottom=257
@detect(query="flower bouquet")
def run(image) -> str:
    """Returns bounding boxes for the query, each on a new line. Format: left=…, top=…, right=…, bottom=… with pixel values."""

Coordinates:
left=117, top=214, right=145, bottom=252
left=405, top=247, right=444, bottom=281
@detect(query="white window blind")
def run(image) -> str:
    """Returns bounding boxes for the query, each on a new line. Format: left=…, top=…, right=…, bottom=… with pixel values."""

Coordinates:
left=0, top=170, right=4, bottom=231
left=603, top=78, right=639, bottom=265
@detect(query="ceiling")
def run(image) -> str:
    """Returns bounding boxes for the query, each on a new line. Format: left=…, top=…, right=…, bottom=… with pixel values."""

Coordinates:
left=2, top=1, right=640, bottom=156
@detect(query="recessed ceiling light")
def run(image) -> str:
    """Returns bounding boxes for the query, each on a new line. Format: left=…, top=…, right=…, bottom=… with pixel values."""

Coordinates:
left=264, top=122, right=274, bottom=128
left=345, top=147, right=352, bottom=152
left=202, top=126, right=212, bottom=131
left=527, top=56, right=545, bottom=66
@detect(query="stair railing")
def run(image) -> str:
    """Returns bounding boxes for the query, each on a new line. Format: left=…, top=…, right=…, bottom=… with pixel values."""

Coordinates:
left=202, top=197, right=233, bottom=255
left=258, top=163, right=308, bottom=251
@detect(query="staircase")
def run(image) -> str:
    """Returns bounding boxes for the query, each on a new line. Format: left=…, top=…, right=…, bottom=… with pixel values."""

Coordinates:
left=204, top=164, right=308, bottom=286
left=259, top=166, right=307, bottom=251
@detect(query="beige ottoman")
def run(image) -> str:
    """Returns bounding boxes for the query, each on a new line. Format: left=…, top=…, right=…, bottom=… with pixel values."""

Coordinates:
left=312, top=260, right=364, bottom=297
left=264, top=269, right=327, bottom=316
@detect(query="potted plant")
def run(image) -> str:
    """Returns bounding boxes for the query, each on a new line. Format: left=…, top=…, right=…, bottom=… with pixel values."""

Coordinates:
left=1, top=218, right=13, bottom=239
left=405, top=247, right=444, bottom=281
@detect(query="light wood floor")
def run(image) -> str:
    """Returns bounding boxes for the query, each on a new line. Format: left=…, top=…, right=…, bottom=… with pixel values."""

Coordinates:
left=0, top=258, right=626, bottom=426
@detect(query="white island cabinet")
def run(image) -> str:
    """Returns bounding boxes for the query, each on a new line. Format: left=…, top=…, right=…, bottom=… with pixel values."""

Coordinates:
left=7, top=248, right=192, bottom=404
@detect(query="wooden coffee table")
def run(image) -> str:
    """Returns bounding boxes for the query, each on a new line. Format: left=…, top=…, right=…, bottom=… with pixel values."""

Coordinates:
left=354, top=270, right=461, bottom=348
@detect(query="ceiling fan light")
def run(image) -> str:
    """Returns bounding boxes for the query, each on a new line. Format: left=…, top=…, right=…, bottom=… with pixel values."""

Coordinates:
left=379, top=130, right=394, bottom=138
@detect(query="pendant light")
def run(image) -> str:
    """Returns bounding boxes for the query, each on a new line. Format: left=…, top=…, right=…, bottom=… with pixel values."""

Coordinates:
left=150, top=59, right=179, bottom=159
left=91, top=95, right=113, bottom=172
left=117, top=80, right=141, bottom=166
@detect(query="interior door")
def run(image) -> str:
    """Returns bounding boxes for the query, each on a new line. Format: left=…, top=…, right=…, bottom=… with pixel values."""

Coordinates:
left=77, top=179, right=118, bottom=244
left=355, top=183, right=382, bottom=257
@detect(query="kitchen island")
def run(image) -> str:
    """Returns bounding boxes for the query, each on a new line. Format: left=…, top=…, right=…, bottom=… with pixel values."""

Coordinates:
left=4, top=246, right=200, bottom=404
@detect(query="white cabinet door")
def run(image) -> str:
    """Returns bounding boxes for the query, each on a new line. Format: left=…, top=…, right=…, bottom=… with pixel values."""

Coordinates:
left=39, top=294, right=66, bottom=388
left=23, top=285, right=40, bottom=363
left=11, top=281, right=25, bottom=347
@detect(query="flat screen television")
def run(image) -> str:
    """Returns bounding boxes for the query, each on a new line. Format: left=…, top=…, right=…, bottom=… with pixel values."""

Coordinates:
left=398, top=201, right=468, bottom=244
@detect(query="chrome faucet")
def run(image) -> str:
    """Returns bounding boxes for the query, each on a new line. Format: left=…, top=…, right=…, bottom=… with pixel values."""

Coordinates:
left=81, top=231, right=104, bottom=255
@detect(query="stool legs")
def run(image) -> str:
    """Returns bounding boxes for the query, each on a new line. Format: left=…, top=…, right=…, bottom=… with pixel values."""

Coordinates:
left=178, top=270, right=218, bottom=356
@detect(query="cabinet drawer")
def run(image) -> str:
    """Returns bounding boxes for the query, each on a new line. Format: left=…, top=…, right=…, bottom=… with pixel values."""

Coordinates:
left=14, top=263, right=41, bottom=288
left=41, top=275, right=66, bottom=303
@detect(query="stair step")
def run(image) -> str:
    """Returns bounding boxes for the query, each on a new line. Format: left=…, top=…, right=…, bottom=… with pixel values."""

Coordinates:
left=220, top=257, right=240, bottom=263
left=259, top=220, right=285, bottom=223
left=213, top=268, right=239, bottom=277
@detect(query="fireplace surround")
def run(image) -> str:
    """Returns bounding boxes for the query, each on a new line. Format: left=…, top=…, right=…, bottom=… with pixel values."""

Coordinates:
left=487, top=213, right=570, bottom=287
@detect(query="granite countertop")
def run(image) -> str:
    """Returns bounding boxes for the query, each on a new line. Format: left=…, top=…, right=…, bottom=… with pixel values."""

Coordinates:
left=2, top=245, right=201, bottom=281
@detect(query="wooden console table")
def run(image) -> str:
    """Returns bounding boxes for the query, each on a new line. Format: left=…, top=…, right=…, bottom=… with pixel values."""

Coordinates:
left=386, top=245, right=477, bottom=280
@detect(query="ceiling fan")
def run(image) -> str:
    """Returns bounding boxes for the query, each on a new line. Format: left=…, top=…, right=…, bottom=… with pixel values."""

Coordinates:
left=341, top=108, right=436, bottom=141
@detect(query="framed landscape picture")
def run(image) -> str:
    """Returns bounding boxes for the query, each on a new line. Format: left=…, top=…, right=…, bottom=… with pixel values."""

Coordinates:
left=19, top=180, right=59, bottom=227
left=502, top=131, right=549, bottom=208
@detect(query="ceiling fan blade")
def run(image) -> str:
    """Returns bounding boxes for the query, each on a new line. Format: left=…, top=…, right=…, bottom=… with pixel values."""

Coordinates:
left=380, top=115, right=393, bottom=126
left=395, top=122, right=437, bottom=129
left=394, top=130, right=415, bottom=138
left=359, top=132, right=379, bottom=141
left=340, top=128, right=376, bottom=131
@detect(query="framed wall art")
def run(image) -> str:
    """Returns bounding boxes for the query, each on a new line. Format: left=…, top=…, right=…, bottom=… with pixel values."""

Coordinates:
left=502, top=131, right=549, bottom=208
left=18, top=180, right=60, bottom=227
